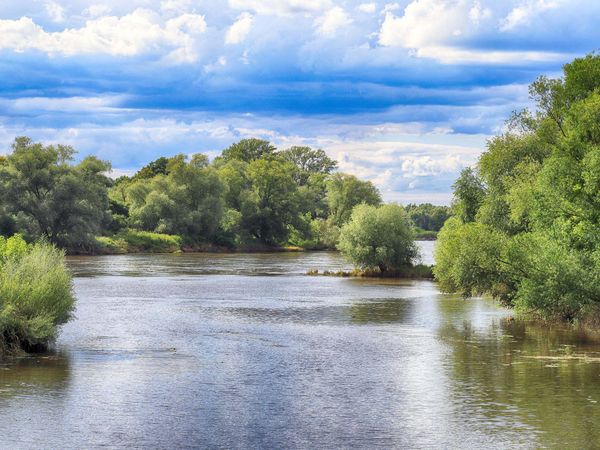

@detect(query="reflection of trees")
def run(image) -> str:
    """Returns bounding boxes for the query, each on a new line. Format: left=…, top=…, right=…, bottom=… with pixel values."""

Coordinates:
left=0, top=352, right=70, bottom=399
left=438, top=316, right=600, bottom=448
left=349, top=299, right=411, bottom=324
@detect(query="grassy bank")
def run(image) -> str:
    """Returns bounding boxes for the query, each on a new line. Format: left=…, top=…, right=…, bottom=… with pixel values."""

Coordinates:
left=94, top=230, right=307, bottom=255
left=95, top=230, right=182, bottom=254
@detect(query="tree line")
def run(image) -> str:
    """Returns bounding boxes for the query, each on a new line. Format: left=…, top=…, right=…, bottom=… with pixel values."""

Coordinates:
left=435, top=53, right=600, bottom=323
left=0, top=137, right=446, bottom=254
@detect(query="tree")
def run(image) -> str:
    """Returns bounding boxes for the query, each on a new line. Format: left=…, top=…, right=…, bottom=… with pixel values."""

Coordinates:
left=279, top=146, right=337, bottom=185
left=0, top=137, right=111, bottom=251
left=326, top=173, right=381, bottom=225
left=132, top=156, right=174, bottom=180
left=405, top=203, right=451, bottom=231
left=338, top=203, right=417, bottom=273
left=435, top=53, right=600, bottom=321
left=126, top=154, right=224, bottom=241
left=240, top=158, right=299, bottom=244
left=220, top=138, right=276, bottom=163
left=451, top=168, right=485, bottom=223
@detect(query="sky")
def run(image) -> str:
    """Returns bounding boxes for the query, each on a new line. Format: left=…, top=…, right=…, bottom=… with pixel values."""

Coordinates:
left=0, top=0, right=596, bottom=204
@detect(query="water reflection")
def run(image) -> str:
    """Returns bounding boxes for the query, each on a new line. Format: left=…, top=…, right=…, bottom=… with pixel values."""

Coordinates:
left=1, top=250, right=600, bottom=448
left=438, top=313, right=600, bottom=448
left=349, top=299, right=412, bottom=324
left=0, top=352, right=70, bottom=399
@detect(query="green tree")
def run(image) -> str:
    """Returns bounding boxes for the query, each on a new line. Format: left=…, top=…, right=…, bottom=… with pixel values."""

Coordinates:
left=435, top=53, right=600, bottom=321
left=0, top=137, right=111, bottom=251
left=220, top=138, right=276, bottom=163
left=279, top=146, right=337, bottom=185
left=126, top=154, right=224, bottom=241
left=326, top=173, right=381, bottom=225
left=451, top=168, right=485, bottom=223
left=405, top=203, right=451, bottom=231
left=240, top=158, right=299, bottom=244
left=338, top=203, right=417, bottom=273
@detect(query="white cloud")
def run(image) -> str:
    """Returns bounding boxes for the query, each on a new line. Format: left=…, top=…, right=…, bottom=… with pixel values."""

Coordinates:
left=414, top=45, right=567, bottom=64
left=225, top=12, right=253, bottom=44
left=401, top=154, right=463, bottom=177
left=228, top=0, right=331, bottom=16
left=45, top=1, right=65, bottom=23
left=383, top=3, right=401, bottom=13
left=82, top=4, right=112, bottom=18
left=0, top=9, right=207, bottom=63
left=314, top=6, right=352, bottom=37
left=357, top=3, right=377, bottom=14
left=499, top=0, right=559, bottom=31
left=377, top=0, right=567, bottom=64
left=379, top=0, right=486, bottom=49
left=160, top=0, right=193, bottom=13
left=203, top=56, right=227, bottom=73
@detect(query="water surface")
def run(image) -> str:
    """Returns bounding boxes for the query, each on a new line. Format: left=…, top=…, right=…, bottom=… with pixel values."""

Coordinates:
left=1, top=245, right=600, bottom=449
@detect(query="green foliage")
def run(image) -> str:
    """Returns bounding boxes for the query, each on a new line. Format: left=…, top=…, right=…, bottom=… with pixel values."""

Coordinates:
left=435, top=53, right=600, bottom=322
left=132, top=156, right=174, bottom=180
left=279, top=146, right=337, bottom=185
left=451, top=168, right=485, bottom=223
left=0, top=235, right=74, bottom=354
left=326, top=173, right=381, bottom=226
left=338, top=203, right=417, bottom=272
left=97, top=230, right=182, bottom=253
left=405, top=203, right=451, bottom=231
left=126, top=154, right=224, bottom=241
left=220, top=138, right=276, bottom=163
left=240, top=158, right=299, bottom=244
left=0, top=137, right=111, bottom=252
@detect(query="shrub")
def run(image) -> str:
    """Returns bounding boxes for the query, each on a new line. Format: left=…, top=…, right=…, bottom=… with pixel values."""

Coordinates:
left=338, top=203, right=418, bottom=272
left=0, top=235, right=75, bottom=354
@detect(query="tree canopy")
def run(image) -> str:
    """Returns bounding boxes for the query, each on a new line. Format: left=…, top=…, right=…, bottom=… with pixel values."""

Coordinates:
left=338, top=203, right=417, bottom=273
left=434, top=53, right=600, bottom=322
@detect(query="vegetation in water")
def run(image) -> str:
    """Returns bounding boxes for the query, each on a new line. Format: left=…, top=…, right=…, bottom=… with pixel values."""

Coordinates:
left=337, top=203, right=420, bottom=275
left=307, top=265, right=433, bottom=279
left=0, top=235, right=74, bottom=355
left=0, top=138, right=444, bottom=254
left=434, top=53, right=600, bottom=323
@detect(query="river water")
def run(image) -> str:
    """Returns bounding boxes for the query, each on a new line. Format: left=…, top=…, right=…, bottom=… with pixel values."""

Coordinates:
left=1, top=243, right=600, bottom=449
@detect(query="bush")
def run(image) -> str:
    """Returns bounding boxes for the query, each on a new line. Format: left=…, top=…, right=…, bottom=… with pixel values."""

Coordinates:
left=0, top=235, right=74, bottom=354
left=338, top=203, right=418, bottom=272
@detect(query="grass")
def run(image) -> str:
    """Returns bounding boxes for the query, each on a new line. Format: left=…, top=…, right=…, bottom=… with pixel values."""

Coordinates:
left=96, top=229, right=182, bottom=254
left=0, top=235, right=75, bottom=355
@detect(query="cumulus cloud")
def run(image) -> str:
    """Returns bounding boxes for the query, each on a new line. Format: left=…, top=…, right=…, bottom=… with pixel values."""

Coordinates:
left=228, top=0, right=331, bottom=16
left=160, top=0, right=193, bottom=13
left=314, top=6, right=352, bottom=37
left=225, top=12, right=253, bottom=44
left=45, top=1, right=65, bottom=23
left=379, top=0, right=489, bottom=49
left=357, top=3, right=377, bottom=14
left=378, top=0, right=568, bottom=64
left=0, top=9, right=207, bottom=63
left=82, top=4, right=112, bottom=18
left=499, top=0, right=559, bottom=31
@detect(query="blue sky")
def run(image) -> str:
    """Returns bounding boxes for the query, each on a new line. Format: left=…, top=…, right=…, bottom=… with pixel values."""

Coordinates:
left=0, top=0, right=596, bottom=203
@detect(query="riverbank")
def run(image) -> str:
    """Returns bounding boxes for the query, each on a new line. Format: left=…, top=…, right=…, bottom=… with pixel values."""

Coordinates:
left=91, top=230, right=309, bottom=255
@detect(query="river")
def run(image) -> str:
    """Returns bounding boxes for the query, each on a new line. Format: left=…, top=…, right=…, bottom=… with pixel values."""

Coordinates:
left=1, top=243, right=600, bottom=449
